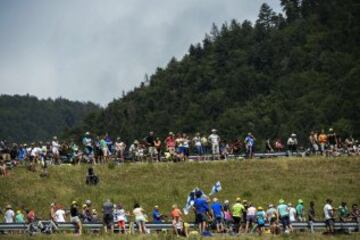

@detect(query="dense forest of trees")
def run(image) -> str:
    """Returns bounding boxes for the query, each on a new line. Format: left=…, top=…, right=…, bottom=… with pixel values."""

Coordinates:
left=77, top=0, right=360, bottom=146
left=0, top=94, right=99, bottom=142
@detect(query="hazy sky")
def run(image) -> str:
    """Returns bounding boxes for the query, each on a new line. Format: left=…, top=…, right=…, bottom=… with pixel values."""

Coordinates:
left=0, top=0, right=281, bottom=106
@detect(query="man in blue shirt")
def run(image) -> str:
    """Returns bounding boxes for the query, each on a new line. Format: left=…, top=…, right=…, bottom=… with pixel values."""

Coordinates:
left=193, top=191, right=209, bottom=234
left=244, top=133, right=256, bottom=159
left=152, top=205, right=162, bottom=223
left=211, top=198, right=224, bottom=233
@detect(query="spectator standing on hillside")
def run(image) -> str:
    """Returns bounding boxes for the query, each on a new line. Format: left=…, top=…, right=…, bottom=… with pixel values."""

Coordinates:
left=231, top=197, right=244, bottom=233
left=245, top=203, right=257, bottom=233
left=208, top=129, right=220, bottom=160
left=266, top=204, right=278, bottom=234
left=193, top=133, right=203, bottom=160
left=17, top=144, right=27, bottom=163
left=51, top=136, right=61, bottom=164
left=152, top=205, right=162, bottom=223
left=103, top=199, right=114, bottom=233
left=287, top=133, right=298, bottom=156
left=256, top=206, right=266, bottom=235
left=114, top=203, right=127, bottom=234
left=104, top=133, right=113, bottom=155
left=100, top=136, right=109, bottom=164
left=338, top=202, right=350, bottom=222
left=210, top=198, right=224, bottom=233
left=318, top=130, right=327, bottom=155
left=308, top=201, right=316, bottom=232
left=133, top=203, right=146, bottom=234
left=145, top=131, right=156, bottom=162
left=193, top=191, right=209, bottom=234
left=154, top=137, right=162, bottom=162
left=265, top=139, right=274, bottom=153
left=182, top=133, right=190, bottom=161
left=115, top=137, right=126, bottom=162
left=4, top=205, right=14, bottom=223
left=309, top=131, right=319, bottom=154
left=288, top=203, right=296, bottom=223
left=171, top=204, right=183, bottom=236
left=15, top=210, right=24, bottom=223
left=351, top=204, right=360, bottom=228
left=277, top=199, right=292, bottom=233
left=54, top=205, right=66, bottom=223
left=70, top=201, right=82, bottom=235
left=165, top=132, right=176, bottom=156
left=82, top=132, right=94, bottom=164
left=244, top=133, right=256, bottom=159
left=296, top=199, right=305, bottom=222
left=327, top=128, right=338, bottom=151
left=324, top=199, right=335, bottom=234
left=201, top=135, right=209, bottom=159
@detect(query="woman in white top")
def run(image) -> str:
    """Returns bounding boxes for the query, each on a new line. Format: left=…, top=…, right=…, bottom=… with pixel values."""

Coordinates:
left=133, top=203, right=146, bottom=234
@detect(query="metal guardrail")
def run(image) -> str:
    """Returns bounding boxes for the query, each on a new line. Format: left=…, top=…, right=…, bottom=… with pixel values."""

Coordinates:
left=0, top=221, right=359, bottom=232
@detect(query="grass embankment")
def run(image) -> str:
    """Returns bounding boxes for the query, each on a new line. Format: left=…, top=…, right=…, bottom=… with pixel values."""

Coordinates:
left=1, top=157, right=359, bottom=221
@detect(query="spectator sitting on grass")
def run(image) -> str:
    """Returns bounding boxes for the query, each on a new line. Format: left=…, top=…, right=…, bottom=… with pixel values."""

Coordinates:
left=86, top=167, right=99, bottom=185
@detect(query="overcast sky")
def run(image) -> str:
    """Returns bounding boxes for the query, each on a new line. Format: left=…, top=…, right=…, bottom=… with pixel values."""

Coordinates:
left=0, top=0, right=281, bottom=106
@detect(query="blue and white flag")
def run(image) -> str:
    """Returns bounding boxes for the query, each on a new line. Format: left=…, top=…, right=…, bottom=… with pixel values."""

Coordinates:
left=183, top=187, right=207, bottom=215
left=209, top=181, right=222, bottom=196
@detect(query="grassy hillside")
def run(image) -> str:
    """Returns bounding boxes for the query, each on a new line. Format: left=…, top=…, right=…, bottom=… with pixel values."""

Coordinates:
left=1, top=157, right=359, bottom=221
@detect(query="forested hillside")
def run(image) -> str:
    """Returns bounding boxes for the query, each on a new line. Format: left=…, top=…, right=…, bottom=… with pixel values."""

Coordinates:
left=81, top=0, right=360, bottom=144
left=0, top=95, right=99, bottom=142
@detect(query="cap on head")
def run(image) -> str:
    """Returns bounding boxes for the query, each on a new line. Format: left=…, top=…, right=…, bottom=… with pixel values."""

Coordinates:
left=154, top=205, right=159, bottom=209
left=258, top=206, right=263, bottom=210
left=85, top=132, right=90, bottom=135
left=53, top=136, right=57, bottom=140
left=92, top=209, right=97, bottom=214
left=224, top=200, right=229, bottom=204
left=85, top=200, right=92, bottom=205
left=279, top=199, right=285, bottom=204
left=72, top=201, right=77, bottom=205
left=329, top=128, right=333, bottom=132
left=213, top=198, right=218, bottom=202
left=172, top=204, right=177, bottom=209
left=236, top=197, right=241, bottom=202
left=298, top=199, right=303, bottom=204
left=211, top=129, right=217, bottom=132
left=6, top=204, right=12, bottom=209
left=269, top=204, right=274, bottom=208
left=291, top=133, right=296, bottom=137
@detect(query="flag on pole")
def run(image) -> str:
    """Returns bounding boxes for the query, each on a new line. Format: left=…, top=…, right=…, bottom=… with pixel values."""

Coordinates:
left=209, top=181, right=222, bottom=196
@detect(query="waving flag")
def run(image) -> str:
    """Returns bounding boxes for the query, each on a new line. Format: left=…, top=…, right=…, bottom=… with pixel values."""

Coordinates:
left=209, top=181, right=222, bottom=196
left=183, top=187, right=207, bottom=215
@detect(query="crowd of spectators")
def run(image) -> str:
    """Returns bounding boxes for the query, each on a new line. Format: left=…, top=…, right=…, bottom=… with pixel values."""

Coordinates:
left=0, top=128, right=359, bottom=174
left=1, top=197, right=359, bottom=236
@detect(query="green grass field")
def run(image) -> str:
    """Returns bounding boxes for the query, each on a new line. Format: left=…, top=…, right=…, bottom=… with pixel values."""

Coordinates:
left=0, top=157, right=359, bottom=239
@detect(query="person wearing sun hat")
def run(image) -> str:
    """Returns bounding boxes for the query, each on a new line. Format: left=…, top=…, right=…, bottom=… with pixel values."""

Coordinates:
left=296, top=199, right=305, bottom=222
left=277, top=199, right=292, bottom=233
left=256, top=206, right=266, bottom=235
left=231, top=197, right=244, bottom=233
left=4, top=204, right=15, bottom=223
